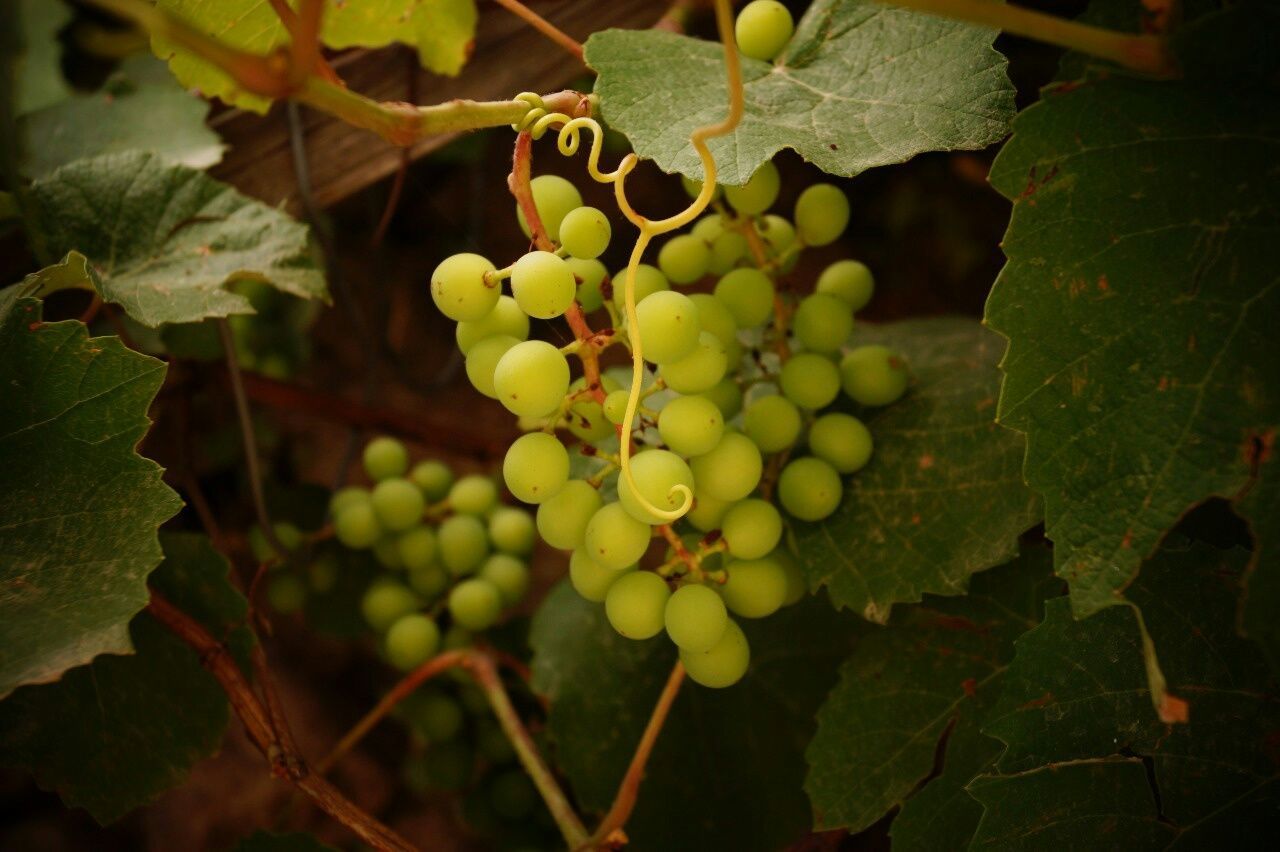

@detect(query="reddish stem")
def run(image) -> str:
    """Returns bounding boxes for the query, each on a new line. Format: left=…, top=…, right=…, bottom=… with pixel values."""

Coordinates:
left=492, top=0, right=584, bottom=61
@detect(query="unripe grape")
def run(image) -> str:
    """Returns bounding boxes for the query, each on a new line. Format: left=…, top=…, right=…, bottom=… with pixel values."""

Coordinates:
left=402, top=690, right=463, bottom=741
left=559, top=206, right=611, bottom=259
left=756, top=214, right=796, bottom=256
left=612, top=263, right=669, bottom=313
left=680, top=619, right=750, bottom=688
left=686, top=489, right=732, bottom=532
left=605, top=571, right=670, bottom=639
left=408, top=562, right=449, bottom=598
left=397, top=525, right=438, bottom=571
left=455, top=296, right=530, bottom=354
left=567, top=257, right=609, bottom=312
left=516, top=174, right=582, bottom=242
left=464, top=334, right=519, bottom=399
left=660, top=331, right=728, bottom=394
left=795, top=183, right=850, bottom=247
left=658, top=394, right=725, bottom=457
left=775, top=548, right=807, bottom=605
left=449, top=475, right=498, bottom=516
left=438, top=514, right=490, bottom=576
left=488, top=506, right=536, bottom=555
left=493, top=340, right=571, bottom=418
left=721, top=556, right=787, bottom=618
left=448, top=578, right=503, bottom=631
left=511, top=250, right=576, bottom=319
left=371, top=478, right=425, bottom=531
left=841, top=344, right=909, bottom=406
left=721, top=499, right=783, bottom=560
left=702, top=377, right=744, bottom=420
left=681, top=175, right=721, bottom=201
left=503, top=432, right=570, bottom=504
left=363, top=436, right=409, bottom=481
left=709, top=229, right=749, bottom=274
left=808, top=413, right=873, bottom=474
left=724, top=161, right=780, bottom=215
left=329, top=486, right=370, bottom=517
left=603, top=389, right=631, bottom=425
left=714, top=268, right=775, bottom=328
left=385, top=614, right=441, bottom=671
left=569, top=547, right=633, bottom=602
left=658, top=234, right=711, bottom=285
left=735, top=0, right=794, bottom=62
left=249, top=522, right=300, bottom=562
left=361, top=580, right=421, bottom=632
left=634, top=290, right=701, bottom=364
left=780, top=352, right=841, bottom=410
left=478, top=554, right=529, bottom=605
left=431, top=253, right=500, bottom=321
left=777, top=456, right=843, bottom=521
left=267, top=574, right=306, bottom=614
left=584, top=502, right=652, bottom=570
left=373, top=536, right=404, bottom=569
left=665, top=583, right=729, bottom=652
left=692, top=214, right=726, bottom=241
left=743, top=394, right=803, bottom=453
left=817, top=260, right=874, bottom=311
left=410, top=460, right=454, bottom=501
left=793, top=293, right=853, bottom=353
left=335, top=501, right=382, bottom=549
left=690, top=432, right=763, bottom=502
left=688, top=292, right=739, bottom=358
left=618, top=449, right=695, bottom=524
left=537, top=479, right=603, bottom=550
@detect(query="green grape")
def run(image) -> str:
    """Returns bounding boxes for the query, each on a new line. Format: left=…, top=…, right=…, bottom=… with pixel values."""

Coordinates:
left=493, top=340, right=571, bottom=418
left=402, top=690, right=463, bottom=741
left=680, top=619, right=750, bottom=689
left=658, top=394, right=725, bottom=457
left=658, top=234, right=711, bottom=285
left=702, top=377, right=744, bottom=419
left=808, top=412, right=873, bottom=474
left=735, top=0, right=794, bottom=62
left=567, top=257, right=609, bottom=312
left=713, top=268, right=775, bottom=328
left=308, top=554, right=339, bottom=593
left=465, top=334, right=519, bottom=399
left=681, top=175, right=721, bottom=201
left=568, top=375, right=619, bottom=442
left=611, top=263, right=669, bottom=313
left=756, top=214, right=796, bottom=257
left=777, top=456, right=843, bottom=521
left=634, top=290, right=701, bottom=364
left=248, top=522, right=297, bottom=562
left=742, top=394, right=803, bottom=453
left=775, top=548, right=807, bottom=605
left=817, top=259, right=874, bottom=311
left=385, top=613, right=441, bottom=671
left=660, top=331, right=728, bottom=394
left=397, top=525, right=438, bottom=571
left=537, top=479, right=603, bottom=550
left=489, top=770, right=537, bottom=821
left=420, top=741, right=474, bottom=792
left=618, top=449, right=695, bottom=524
left=710, top=230, right=749, bottom=274
left=488, top=506, right=536, bottom=555
left=373, top=536, right=404, bottom=569
left=569, top=547, right=632, bottom=602
left=478, top=554, right=529, bottom=605
left=329, top=485, right=370, bottom=517
left=431, top=252, right=500, bottom=321
left=559, top=206, right=611, bottom=259
left=267, top=574, right=306, bottom=614
left=689, top=432, right=762, bottom=502
left=455, top=295, right=530, bottom=354
left=724, top=160, right=780, bottom=216
left=449, top=475, right=499, bottom=516
left=721, top=556, right=787, bottom=618
left=448, top=578, right=503, bottom=630
left=721, top=499, right=783, bottom=560
left=335, top=501, right=382, bottom=549
left=363, top=436, right=409, bottom=481
left=516, top=174, right=582, bottom=242
left=584, top=502, right=653, bottom=570
left=780, top=352, right=841, bottom=410
left=794, top=183, right=850, bottom=247
left=361, top=580, right=421, bottom=632
left=686, top=490, right=731, bottom=532
left=841, top=344, right=909, bottom=406
left=408, top=561, right=449, bottom=598
left=410, top=460, right=454, bottom=501
left=603, top=389, right=631, bottom=425
left=503, top=432, right=570, bottom=504
left=511, top=250, right=576, bottom=319
left=664, top=583, right=728, bottom=652
left=372, top=478, right=426, bottom=532
left=691, top=214, right=725, bottom=241
left=605, top=571, right=670, bottom=639
left=793, top=293, right=853, bottom=353
left=438, top=514, right=490, bottom=576
left=688, top=292, right=739, bottom=350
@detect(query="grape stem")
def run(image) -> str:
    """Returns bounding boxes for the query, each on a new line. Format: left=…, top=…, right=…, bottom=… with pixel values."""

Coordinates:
left=493, top=0, right=585, bottom=61
left=657, top=524, right=702, bottom=578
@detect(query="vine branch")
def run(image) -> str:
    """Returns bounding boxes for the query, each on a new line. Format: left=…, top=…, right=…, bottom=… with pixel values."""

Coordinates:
left=493, top=0, right=584, bottom=61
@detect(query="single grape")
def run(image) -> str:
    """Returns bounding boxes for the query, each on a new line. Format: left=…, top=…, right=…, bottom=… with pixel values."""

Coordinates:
left=660, top=331, right=728, bottom=394
left=658, top=394, right=725, bottom=457
left=692, top=214, right=726, bottom=241
left=308, top=555, right=339, bottom=593
left=464, top=334, right=519, bottom=399
left=611, top=263, right=669, bottom=313
left=569, top=547, right=632, bottom=602
left=743, top=394, right=803, bottom=453
left=713, top=268, right=775, bottom=328
left=794, top=183, right=850, bottom=246
left=516, top=174, right=582, bottom=242
left=724, top=161, right=780, bottom=215
left=267, top=574, right=306, bottom=614
left=793, top=293, right=853, bottom=353
left=438, top=514, right=490, bottom=576
left=618, top=449, right=695, bottom=524
left=397, top=525, right=438, bottom=571
left=385, top=614, right=441, bottom=671
left=431, top=253, right=500, bottom=321
left=410, top=460, right=454, bottom=501
left=455, top=295, right=530, bottom=354
left=402, top=690, right=463, bottom=741
left=503, top=432, right=570, bottom=504
left=658, top=234, right=711, bottom=285
left=408, top=561, right=450, bottom=598
left=372, top=478, right=426, bottom=532
left=489, top=770, right=537, bottom=820
left=536, top=479, right=603, bottom=550
left=777, top=456, right=843, bottom=521
left=688, top=292, right=739, bottom=351
left=756, top=214, right=796, bottom=257
left=567, top=257, right=609, bottom=312
left=335, top=501, right=382, bottom=549
left=702, top=377, right=744, bottom=419
left=361, top=580, right=421, bottom=632
left=681, top=175, right=721, bottom=201
left=329, top=486, right=370, bottom=517
left=493, top=340, right=571, bottom=418
left=721, top=499, right=783, bottom=560
left=488, top=506, right=536, bottom=555
left=690, top=432, right=763, bottom=502
left=559, top=206, right=611, bottom=259
left=478, top=554, right=529, bottom=606
left=634, top=290, right=701, bottom=364
left=808, top=412, right=873, bottom=474
left=721, top=556, right=787, bottom=618
left=686, top=490, right=732, bottom=532
left=779, top=352, right=841, bottom=410
left=817, top=259, right=874, bottom=311
left=709, top=228, right=749, bottom=274
left=605, top=571, right=671, bottom=640
left=735, top=0, right=794, bottom=62
left=511, top=250, right=576, bottom=319
left=664, top=583, right=729, bottom=652
left=584, top=502, right=653, bottom=570
left=841, top=344, right=909, bottom=406
left=448, top=578, right=503, bottom=630
left=680, top=619, right=750, bottom=688
left=364, top=436, right=409, bottom=481
left=774, top=548, right=807, bottom=605
left=449, top=475, right=499, bottom=516
left=373, top=536, right=404, bottom=569
left=603, top=388, right=632, bottom=425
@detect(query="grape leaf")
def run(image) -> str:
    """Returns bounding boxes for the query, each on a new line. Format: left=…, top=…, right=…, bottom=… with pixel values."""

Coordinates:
left=804, top=545, right=1060, bottom=835
left=0, top=298, right=182, bottom=698
left=27, top=151, right=327, bottom=327
left=985, top=63, right=1280, bottom=632
left=0, top=250, right=97, bottom=325
left=14, top=0, right=71, bottom=115
left=793, top=318, right=1042, bottom=622
left=530, top=583, right=866, bottom=852
left=586, top=0, right=1014, bottom=186
left=0, top=533, right=250, bottom=823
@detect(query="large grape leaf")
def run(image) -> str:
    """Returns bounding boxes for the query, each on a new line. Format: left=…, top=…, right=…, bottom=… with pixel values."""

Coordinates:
left=969, top=538, right=1280, bottom=847
left=0, top=250, right=97, bottom=325
left=0, top=533, right=250, bottom=823
left=984, top=73, right=1280, bottom=625
left=26, top=151, right=327, bottom=327
left=530, top=583, right=866, bottom=852
left=586, top=0, right=1014, bottom=186
left=804, top=545, right=1060, bottom=836
left=793, top=319, right=1042, bottom=622
left=0, top=298, right=181, bottom=698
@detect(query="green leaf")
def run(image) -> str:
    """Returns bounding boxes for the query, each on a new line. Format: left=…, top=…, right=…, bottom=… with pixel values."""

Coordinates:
left=27, top=151, right=327, bottom=327
left=0, top=251, right=97, bottom=325
left=0, top=533, right=250, bottom=823
left=15, top=0, right=71, bottom=115
left=235, top=830, right=338, bottom=852
left=804, top=545, right=1059, bottom=836
left=793, top=318, right=1042, bottom=622
left=530, top=583, right=866, bottom=852
left=586, top=0, right=1014, bottom=186
left=984, top=74, right=1280, bottom=623
left=0, top=298, right=182, bottom=698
